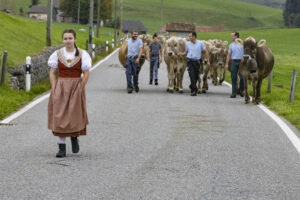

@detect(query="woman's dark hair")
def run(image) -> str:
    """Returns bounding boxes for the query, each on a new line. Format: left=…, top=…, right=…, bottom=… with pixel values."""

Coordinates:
left=234, top=32, right=240, bottom=38
left=190, top=32, right=197, bottom=38
left=62, top=29, right=79, bottom=56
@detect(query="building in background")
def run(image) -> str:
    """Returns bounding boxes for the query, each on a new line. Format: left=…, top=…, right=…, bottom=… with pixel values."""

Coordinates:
left=165, top=22, right=195, bottom=37
left=122, top=20, right=147, bottom=34
left=28, top=0, right=71, bottom=22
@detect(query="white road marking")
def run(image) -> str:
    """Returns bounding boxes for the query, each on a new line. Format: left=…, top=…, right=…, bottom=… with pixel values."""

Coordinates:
left=224, top=81, right=300, bottom=154
left=0, top=48, right=120, bottom=124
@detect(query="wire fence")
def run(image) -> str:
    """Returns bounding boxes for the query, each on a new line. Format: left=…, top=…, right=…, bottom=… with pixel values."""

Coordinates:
left=268, top=68, right=298, bottom=103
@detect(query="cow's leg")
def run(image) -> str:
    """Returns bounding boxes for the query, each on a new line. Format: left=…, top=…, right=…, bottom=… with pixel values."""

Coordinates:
left=255, top=79, right=263, bottom=104
left=168, top=63, right=175, bottom=93
left=213, top=67, right=218, bottom=86
left=244, top=77, right=250, bottom=104
left=252, top=79, right=256, bottom=103
left=219, top=67, right=225, bottom=85
left=198, top=75, right=202, bottom=93
left=166, top=64, right=171, bottom=92
left=237, top=73, right=240, bottom=95
left=174, top=67, right=179, bottom=92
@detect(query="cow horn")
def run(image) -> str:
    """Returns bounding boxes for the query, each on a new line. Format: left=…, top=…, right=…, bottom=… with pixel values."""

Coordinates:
left=235, top=38, right=243, bottom=45
left=257, top=40, right=266, bottom=47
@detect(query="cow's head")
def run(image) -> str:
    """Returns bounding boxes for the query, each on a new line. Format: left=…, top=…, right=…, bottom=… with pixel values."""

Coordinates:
left=211, top=48, right=226, bottom=68
left=237, top=37, right=266, bottom=73
left=166, top=37, right=179, bottom=57
left=138, top=34, right=152, bottom=60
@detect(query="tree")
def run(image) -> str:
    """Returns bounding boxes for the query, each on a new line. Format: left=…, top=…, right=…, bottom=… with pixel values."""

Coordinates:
left=32, top=0, right=39, bottom=6
left=19, top=7, right=24, bottom=16
left=283, top=0, right=300, bottom=27
left=59, top=0, right=113, bottom=24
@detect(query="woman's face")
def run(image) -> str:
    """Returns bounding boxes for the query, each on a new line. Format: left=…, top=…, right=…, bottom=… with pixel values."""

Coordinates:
left=63, top=33, right=76, bottom=48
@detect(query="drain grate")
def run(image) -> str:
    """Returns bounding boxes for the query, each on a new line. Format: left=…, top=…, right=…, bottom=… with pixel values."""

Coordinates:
left=0, top=123, right=15, bottom=127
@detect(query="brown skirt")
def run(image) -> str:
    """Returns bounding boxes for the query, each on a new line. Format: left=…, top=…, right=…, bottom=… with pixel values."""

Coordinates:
left=48, top=77, right=88, bottom=137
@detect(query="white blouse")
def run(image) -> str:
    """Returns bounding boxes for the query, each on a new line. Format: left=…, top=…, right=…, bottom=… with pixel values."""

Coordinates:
left=48, top=47, right=92, bottom=71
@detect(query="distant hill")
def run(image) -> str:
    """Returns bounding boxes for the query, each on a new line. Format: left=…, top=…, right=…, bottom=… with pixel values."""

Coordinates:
left=238, top=0, right=285, bottom=9
left=122, top=0, right=284, bottom=33
left=1, top=0, right=284, bottom=33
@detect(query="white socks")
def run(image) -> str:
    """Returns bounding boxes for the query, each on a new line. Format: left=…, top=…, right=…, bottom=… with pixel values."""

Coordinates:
left=58, top=137, right=66, bottom=144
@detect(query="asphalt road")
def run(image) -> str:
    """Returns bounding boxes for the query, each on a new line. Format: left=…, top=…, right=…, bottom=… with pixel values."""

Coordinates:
left=0, top=50, right=300, bottom=200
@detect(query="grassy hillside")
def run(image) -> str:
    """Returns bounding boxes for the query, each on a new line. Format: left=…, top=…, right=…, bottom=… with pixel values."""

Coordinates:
left=198, top=28, right=300, bottom=130
left=0, top=12, right=115, bottom=69
left=122, top=0, right=284, bottom=33
left=1, top=0, right=284, bottom=33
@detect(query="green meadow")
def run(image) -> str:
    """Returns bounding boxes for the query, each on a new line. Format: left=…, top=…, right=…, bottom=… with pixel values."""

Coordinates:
left=0, top=12, right=118, bottom=120
left=0, top=12, right=115, bottom=69
left=122, top=0, right=284, bottom=33
left=199, top=28, right=300, bottom=130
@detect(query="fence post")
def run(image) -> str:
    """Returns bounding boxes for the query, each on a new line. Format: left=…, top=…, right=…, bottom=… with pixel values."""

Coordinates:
left=1, top=51, right=8, bottom=87
left=267, top=70, right=272, bottom=93
left=86, top=40, right=89, bottom=51
left=106, top=40, right=109, bottom=52
left=25, top=56, right=31, bottom=92
left=289, top=69, right=297, bottom=103
left=112, top=39, right=114, bottom=48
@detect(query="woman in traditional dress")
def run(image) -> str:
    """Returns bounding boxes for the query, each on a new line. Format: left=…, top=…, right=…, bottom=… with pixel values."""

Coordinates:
left=48, top=29, right=91, bottom=158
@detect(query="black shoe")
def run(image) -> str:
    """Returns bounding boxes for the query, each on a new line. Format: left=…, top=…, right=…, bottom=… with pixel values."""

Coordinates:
left=230, top=94, right=236, bottom=98
left=56, top=144, right=66, bottom=158
left=155, top=80, right=158, bottom=85
left=240, top=92, right=245, bottom=97
left=135, top=86, right=139, bottom=93
left=149, top=80, right=153, bottom=85
left=127, top=88, right=133, bottom=93
left=191, top=91, right=197, bottom=96
left=71, top=137, right=80, bottom=153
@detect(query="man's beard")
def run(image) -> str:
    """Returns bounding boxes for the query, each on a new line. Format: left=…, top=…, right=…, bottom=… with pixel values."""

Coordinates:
left=132, top=36, right=137, bottom=40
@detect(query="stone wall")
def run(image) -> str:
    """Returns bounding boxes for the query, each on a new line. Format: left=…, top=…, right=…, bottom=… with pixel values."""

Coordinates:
left=8, top=45, right=62, bottom=90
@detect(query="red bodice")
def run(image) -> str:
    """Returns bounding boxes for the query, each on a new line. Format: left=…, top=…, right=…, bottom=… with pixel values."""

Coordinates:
left=58, top=59, right=82, bottom=78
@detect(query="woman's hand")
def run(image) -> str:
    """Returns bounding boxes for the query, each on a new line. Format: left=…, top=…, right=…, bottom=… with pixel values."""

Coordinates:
left=49, top=68, right=57, bottom=89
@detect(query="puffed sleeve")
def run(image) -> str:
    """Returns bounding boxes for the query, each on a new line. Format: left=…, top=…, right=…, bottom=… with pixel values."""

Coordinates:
left=81, top=50, right=92, bottom=71
left=48, top=51, right=58, bottom=68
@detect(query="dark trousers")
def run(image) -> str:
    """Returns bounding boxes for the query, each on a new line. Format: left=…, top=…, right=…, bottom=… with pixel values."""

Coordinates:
left=125, top=57, right=139, bottom=89
left=231, top=60, right=244, bottom=95
left=150, top=56, right=159, bottom=81
left=187, top=59, right=200, bottom=92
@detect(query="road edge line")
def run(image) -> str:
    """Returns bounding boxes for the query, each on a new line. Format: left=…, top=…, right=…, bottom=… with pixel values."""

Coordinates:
left=223, top=81, right=300, bottom=154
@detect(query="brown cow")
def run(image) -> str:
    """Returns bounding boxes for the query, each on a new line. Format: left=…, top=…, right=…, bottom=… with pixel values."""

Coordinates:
left=197, top=40, right=213, bottom=93
left=118, top=38, right=147, bottom=70
left=164, top=37, right=187, bottom=93
left=237, top=37, right=274, bottom=104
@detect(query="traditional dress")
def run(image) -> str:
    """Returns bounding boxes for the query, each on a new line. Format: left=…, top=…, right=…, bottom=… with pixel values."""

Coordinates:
left=47, top=47, right=92, bottom=137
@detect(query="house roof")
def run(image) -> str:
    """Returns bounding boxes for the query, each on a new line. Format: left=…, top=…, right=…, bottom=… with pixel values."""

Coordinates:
left=28, top=5, right=48, bottom=14
left=28, top=0, right=59, bottom=14
left=166, top=23, right=195, bottom=32
left=122, top=20, right=147, bottom=33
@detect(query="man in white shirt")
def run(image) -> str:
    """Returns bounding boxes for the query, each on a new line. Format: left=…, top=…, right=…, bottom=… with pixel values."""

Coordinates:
left=126, top=31, right=143, bottom=93
left=178, top=32, right=210, bottom=96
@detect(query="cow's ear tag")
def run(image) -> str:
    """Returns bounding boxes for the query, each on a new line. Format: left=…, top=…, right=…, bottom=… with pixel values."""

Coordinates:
left=257, top=40, right=266, bottom=47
